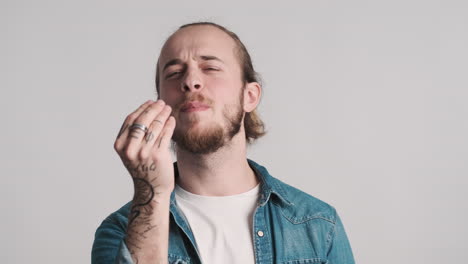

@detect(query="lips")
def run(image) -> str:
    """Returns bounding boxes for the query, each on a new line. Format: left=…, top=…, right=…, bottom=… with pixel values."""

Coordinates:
left=180, top=101, right=210, bottom=112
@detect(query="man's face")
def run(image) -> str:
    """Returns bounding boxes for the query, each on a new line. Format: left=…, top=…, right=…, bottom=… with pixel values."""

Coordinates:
left=158, top=25, right=245, bottom=154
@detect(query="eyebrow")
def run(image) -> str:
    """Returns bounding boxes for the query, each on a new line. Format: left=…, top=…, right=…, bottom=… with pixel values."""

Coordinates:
left=162, top=55, right=224, bottom=72
left=162, top=58, right=184, bottom=72
left=200, top=55, right=224, bottom=63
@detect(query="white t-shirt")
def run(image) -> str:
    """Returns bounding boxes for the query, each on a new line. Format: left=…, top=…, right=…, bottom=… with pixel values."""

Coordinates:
left=174, top=184, right=260, bottom=264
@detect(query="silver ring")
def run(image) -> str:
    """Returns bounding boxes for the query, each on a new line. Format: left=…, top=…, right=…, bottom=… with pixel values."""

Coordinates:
left=129, top=123, right=148, bottom=133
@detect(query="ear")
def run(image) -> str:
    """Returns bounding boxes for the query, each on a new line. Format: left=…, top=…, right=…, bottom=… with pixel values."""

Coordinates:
left=243, top=82, right=261, bottom=113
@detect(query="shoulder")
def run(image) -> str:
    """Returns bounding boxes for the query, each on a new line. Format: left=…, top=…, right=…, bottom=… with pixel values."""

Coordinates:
left=270, top=176, right=338, bottom=225
left=98, top=201, right=132, bottom=231
left=92, top=202, right=132, bottom=262
left=248, top=159, right=338, bottom=224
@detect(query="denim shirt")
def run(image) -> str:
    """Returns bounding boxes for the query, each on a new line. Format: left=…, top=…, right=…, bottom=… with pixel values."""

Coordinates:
left=92, top=160, right=355, bottom=264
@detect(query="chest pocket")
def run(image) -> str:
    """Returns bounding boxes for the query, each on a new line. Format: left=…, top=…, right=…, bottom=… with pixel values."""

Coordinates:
left=271, top=202, right=335, bottom=264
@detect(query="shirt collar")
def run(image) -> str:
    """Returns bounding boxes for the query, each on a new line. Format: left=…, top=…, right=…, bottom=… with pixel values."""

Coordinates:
left=247, top=159, right=293, bottom=207
left=169, top=159, right=293, bottom=208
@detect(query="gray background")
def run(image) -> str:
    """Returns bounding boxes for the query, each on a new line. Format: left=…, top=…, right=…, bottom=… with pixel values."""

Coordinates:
left=2, top=0, right=467, bottom=263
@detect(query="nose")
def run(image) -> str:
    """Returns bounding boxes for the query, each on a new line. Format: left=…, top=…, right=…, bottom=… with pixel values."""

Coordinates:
left=181, top=68, right=203, bottom=92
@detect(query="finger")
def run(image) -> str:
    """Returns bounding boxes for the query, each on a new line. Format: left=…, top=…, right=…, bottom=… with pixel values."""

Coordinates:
left=156, top=116, right=176, bottom=149
left=114, top=100, right=154, bottom=151
left=116, top=100, right=153, bottom=139
left=125, top=101, right=171, bottom=160
left=139, top=105, right=173, bottom=158
left=127, top=100, right=166, bottom=143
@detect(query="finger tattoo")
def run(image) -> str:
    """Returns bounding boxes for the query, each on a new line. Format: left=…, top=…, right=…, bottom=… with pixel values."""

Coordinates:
left=145, top=132, right=154, bottom=143
left=117, top=124, right=129, bottom=139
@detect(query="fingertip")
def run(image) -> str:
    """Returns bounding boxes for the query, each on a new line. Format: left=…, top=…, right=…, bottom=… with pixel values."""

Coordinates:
left=163, top=105, right=172, bottom=112
left=169, top=116, right=176, bottom=125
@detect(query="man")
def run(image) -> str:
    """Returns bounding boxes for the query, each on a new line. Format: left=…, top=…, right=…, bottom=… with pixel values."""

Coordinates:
left=92, top=22, right=355, bottom=264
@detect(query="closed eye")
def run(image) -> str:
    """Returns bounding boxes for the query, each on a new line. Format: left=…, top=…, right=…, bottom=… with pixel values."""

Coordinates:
left=166, top=71, right=182, bottom=79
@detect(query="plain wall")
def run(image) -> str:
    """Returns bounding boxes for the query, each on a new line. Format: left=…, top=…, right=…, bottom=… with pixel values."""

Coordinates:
left=2, top=0, right=467, bottom=263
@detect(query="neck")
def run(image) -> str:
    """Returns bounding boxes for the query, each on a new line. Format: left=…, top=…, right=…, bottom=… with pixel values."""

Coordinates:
left=175, top=130, right=258, bottom=196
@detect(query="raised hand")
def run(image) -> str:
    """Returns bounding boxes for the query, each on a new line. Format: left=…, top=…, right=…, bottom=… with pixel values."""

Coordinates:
left=114, top=99, right=176, bottom=264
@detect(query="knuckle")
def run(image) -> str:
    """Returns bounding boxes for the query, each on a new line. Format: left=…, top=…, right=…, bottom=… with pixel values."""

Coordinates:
left=152, top=120, right=162, bottom=128
left=123, top=148, right=136, bottom=161
left=128, top=113, right=139, bottom=121
left=125, top=114, right=134, bottom=122
left=113, top=141, right=121, bottom=152
left=138, top=149, right=148, bottom=160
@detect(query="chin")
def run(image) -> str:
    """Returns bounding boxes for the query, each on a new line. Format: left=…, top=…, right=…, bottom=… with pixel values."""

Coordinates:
left=185, top=120, right=216, bottom=135
left=172, top=120, right=226, bottom=154
left=178, top=112, right=214, bottom=127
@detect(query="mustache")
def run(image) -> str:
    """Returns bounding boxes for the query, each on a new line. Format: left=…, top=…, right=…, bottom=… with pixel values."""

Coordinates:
left=174, top=93, right=213, bottom=111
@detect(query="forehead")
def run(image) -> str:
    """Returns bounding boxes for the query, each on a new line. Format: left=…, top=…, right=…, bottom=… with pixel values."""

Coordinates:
left=159, top=25, right=238, bottom=66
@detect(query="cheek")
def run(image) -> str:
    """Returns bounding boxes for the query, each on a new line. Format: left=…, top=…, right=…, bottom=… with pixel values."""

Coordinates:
left=159, top=86, right=180, bottom=104
left=210, top=75, right=240, bottom=94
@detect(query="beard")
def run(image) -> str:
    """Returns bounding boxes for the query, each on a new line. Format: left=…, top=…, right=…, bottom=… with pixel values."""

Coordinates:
left=172, top=90, right=244, bottom=155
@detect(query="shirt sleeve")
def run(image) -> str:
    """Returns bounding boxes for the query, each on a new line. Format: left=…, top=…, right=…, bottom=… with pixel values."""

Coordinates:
left=327, top=210, right=355, bottom=264
left=92, top=204, right=134, bottom=264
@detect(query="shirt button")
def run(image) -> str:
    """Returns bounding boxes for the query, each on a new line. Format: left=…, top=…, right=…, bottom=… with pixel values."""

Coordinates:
left=257, top=230, right=264, bottom=237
